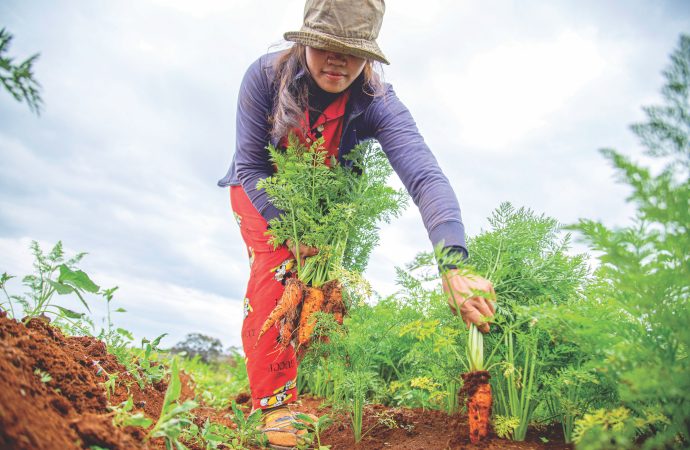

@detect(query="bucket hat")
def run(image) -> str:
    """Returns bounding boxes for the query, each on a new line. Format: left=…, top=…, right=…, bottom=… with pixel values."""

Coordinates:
left=284, top=0, right=389, bottom=65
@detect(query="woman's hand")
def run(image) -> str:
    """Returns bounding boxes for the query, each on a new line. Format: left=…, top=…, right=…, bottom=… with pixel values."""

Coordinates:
left=285, top=239, right=319, bottom=260
left=441, top=269, right=496, bottom=333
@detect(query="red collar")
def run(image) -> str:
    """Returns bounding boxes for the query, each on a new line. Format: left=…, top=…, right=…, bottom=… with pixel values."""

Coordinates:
left=304, top=89, right=351, bottom=131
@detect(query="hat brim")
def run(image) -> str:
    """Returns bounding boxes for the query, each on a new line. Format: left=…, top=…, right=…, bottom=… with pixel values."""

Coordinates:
left=284, top=29, right=390, bottom=65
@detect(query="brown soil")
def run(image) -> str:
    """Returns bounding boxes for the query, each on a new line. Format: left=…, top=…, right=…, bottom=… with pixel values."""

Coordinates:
left=460, top=371, right=491, bottom=399
left=0, top=311, right=147, bottom=449
left=0, top=310, right=572, bottom=449
left=264, top=396, right=572, bottom=450
left=0, top=311, right=203, bottom=450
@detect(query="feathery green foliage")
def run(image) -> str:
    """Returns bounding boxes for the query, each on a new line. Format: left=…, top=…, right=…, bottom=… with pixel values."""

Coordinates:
left=432, top=202, right=591, bottom=441
left=1, top=241, right=100, bottom=325
left=558, top=34, right=690, bottom=449
left=257, top=134, right=407, bottom=286
left=0, top=27, right=42, bottom=114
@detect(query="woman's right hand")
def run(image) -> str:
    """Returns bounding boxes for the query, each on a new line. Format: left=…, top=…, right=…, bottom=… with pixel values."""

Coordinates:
left=285, top=239, right=319, bottom=260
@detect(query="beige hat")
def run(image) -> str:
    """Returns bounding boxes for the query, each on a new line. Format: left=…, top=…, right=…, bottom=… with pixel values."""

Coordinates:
left=284, top=0, right=389, bottom=65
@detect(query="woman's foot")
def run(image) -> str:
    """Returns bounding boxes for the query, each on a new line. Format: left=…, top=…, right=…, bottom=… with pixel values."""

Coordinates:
left=259, top=405, right=317, bottom=449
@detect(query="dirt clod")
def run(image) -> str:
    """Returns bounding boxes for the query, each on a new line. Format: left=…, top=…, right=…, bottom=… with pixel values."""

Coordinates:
left=0, top=314, right=149, bottom=450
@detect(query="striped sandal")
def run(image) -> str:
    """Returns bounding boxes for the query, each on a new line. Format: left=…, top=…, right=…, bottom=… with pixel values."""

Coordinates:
left=259, top=406, right=318, bottom=450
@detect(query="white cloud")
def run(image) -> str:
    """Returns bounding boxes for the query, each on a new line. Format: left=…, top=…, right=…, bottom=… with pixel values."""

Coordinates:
left=92, top=270, right=245, bottom=348
left=0, top=236, right=245, bottom=348
left=434, top=30, right=609, bottom=151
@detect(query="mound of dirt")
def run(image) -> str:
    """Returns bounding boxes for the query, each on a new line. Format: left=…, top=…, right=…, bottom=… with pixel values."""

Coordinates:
left=0, top=311, right=203, bottom=450
left=0, top=311, right=146, bottom=449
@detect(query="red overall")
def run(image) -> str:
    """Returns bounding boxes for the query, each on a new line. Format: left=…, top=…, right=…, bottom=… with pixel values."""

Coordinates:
left=230, top=91, right=350, bottom=411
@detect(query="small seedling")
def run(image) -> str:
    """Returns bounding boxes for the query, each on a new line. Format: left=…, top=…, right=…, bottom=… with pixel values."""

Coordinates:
left=33, top=368, right=52, bottom=383
left=110, top=395, right=153, bottom=429
left=224, top=401, right=267, bottom=449
left=146, top=357, right=198, bottom=449
left=293, top=412, right=333, bottom=449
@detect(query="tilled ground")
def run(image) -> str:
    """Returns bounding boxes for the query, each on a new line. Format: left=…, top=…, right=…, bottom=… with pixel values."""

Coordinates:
left=0, top=311, right=571, bottom=449
left=271, top=396, right=571, bottom=450
left=0, top=311, right=207, bottom=450
left=0, top=311, right=148, bottom=449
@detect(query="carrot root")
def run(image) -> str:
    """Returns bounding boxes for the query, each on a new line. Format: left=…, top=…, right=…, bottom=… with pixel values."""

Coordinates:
left=298, top=286, right=325, bottom=346
left=460, top=370, right=492, bottom=444
left=257, top=278, right=304, bottom=343
left=468, top=383, right=491, bottom=443
left=258, top=278, right=346, bottom=353
left=279, top=318, right=295, bottom=349
left=322, top=279, right=345, bottom=324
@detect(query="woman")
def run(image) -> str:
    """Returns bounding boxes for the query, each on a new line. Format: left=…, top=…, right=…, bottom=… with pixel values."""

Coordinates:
left=217, top=0, right=495, bottom=447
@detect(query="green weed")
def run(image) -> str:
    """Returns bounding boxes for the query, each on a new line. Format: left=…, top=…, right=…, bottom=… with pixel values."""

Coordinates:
left=1, top=241, right=100, bottom=326
left=146, top=357, right=198, bottom=450
left=293, top=412, right=333, bottom=449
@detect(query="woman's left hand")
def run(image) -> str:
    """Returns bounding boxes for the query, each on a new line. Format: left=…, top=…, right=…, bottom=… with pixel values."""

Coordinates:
left=441, top=269, right=496, bottom=333
left=285, top=239, right=319, bottom=260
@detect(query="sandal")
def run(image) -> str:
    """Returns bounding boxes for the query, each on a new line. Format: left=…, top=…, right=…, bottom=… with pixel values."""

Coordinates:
left=259, top=405, right=318, bottom=449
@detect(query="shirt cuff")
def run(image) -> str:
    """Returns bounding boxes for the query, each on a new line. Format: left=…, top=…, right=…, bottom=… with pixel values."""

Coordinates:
left=437, top=245, right=469, bottom=273
left=428, top=220, right=467, bottom=249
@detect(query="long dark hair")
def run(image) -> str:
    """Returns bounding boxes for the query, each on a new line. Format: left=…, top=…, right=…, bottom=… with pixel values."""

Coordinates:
left=270, top=43, right=384, bottom=143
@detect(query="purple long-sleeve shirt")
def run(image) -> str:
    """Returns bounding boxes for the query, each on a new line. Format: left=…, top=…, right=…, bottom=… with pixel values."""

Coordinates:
left=217, top=51, right=467, bottom=252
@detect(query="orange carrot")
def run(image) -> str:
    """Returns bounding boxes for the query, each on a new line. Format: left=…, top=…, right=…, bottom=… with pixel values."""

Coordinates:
left=257, top=278, right=304, bottom=342
left=322, top=280, right=341, bottom=305
left=298, top=286, right=325, bottom=346
left=461, top=371, right=492, bottom=444
left=279, top=318, right=295, bottom=349
left=468, top=383, right=492, bottom=443
left=279, top=301, right=301, bottom=350
left=322, top=280, right=345, bottom=324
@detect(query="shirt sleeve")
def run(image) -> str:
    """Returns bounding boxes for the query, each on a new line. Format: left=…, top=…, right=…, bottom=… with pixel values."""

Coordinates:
left=366, top=84, right=468, bottom=252
left=233, top=56, right=284, bottom=223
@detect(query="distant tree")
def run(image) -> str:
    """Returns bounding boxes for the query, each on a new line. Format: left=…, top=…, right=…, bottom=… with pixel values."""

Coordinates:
left=225, top=345, right=242, bottom=355
left=220, top=345, right=243, bottom=366
left=0, top=27, right=42, bottom=114
left=170, top=333, right=224, bottom=363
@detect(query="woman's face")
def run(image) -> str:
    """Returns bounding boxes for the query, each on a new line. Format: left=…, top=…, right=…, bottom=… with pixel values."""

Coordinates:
left=305, top=46, right=367, bottom=93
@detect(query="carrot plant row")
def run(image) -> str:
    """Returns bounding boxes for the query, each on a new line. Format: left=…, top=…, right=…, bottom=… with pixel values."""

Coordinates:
left=298, top=34, right=689, bottom=449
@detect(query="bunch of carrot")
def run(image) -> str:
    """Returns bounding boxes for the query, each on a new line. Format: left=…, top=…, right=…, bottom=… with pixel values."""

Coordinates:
left=257, top=278, right=346, bottom=352
left=255, top=135, right=406, bottom=355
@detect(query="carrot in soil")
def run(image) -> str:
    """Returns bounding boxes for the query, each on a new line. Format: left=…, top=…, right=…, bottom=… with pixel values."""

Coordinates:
left=297, top=286, right=325, bottom=346
left=460, top=370, right=492, bottom=444
left=257, top=278, right=305, bottom=343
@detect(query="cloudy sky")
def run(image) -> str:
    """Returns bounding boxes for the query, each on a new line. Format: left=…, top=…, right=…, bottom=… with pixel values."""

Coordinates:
left=1, top=0, right=688, bottom=350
